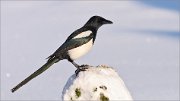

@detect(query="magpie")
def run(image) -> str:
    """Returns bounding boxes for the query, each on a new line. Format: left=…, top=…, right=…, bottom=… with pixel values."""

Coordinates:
left=11, top=15, right=113, bottom=93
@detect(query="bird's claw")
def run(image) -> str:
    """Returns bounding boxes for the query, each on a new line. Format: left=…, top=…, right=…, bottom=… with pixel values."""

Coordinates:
left=80, top=64, right=90, bottom=67
left=75, top=64, right=90, bottom=76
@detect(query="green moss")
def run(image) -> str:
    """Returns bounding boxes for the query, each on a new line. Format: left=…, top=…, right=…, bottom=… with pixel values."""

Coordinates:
left=75, top=88, right=81, bottom=98
left=100, top=93, right=109, bottom=101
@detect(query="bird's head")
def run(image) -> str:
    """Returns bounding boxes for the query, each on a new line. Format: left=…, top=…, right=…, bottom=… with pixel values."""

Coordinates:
left=84, top=16, right=113, bottom=29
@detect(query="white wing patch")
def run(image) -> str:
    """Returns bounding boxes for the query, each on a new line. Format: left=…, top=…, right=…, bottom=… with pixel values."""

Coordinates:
left=68, top=39, right=93, bottom=60
left=73, top=30, right=92, bottom=39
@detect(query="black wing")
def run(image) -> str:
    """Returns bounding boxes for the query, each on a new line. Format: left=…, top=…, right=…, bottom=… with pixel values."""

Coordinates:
left=47, top=33, right=93, bottom=61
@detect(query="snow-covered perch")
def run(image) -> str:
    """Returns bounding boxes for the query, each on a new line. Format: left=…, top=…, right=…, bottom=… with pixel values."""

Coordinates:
left=62, top=65, right=133, bottom=101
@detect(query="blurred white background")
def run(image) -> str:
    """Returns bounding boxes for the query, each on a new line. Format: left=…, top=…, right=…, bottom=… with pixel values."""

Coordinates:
left=1, top=0, right=179, bottom=100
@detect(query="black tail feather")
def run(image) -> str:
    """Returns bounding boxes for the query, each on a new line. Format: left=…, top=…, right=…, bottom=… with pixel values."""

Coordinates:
left=11, top=58, right=59, bottom=93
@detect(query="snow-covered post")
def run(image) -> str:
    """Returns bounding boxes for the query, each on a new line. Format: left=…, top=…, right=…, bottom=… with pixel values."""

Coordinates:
left=62, top=65, right=133, bottom=101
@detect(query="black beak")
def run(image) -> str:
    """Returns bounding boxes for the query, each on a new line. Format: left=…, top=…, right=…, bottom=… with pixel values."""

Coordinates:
left=103, top=19, right=113, bottom=24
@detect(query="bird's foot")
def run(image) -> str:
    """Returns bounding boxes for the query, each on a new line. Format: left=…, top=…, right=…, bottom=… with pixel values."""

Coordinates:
left=75, top=64, right=90, bottom=76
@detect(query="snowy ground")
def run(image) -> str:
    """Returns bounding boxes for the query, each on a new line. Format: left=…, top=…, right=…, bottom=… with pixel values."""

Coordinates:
left=1, top=1, right=179, bottom=100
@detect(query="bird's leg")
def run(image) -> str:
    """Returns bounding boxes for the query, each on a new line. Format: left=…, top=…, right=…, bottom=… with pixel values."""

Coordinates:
left=71, top=61, right=89, bottom=70
left=71, top=61, right=80, bottom=69
left=69, top=60, right=89, bottom=75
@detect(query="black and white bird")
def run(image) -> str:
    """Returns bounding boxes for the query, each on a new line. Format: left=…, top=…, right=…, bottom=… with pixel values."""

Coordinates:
left=11, top=16, right=113, bottom=93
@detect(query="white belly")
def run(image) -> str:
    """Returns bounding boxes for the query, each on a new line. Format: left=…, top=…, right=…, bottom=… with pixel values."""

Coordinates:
left=68, top=39, right=93, bottom=60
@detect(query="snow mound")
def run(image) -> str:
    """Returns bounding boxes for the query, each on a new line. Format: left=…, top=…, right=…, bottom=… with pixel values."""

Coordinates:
left=62, top=65, right=133, bottom=101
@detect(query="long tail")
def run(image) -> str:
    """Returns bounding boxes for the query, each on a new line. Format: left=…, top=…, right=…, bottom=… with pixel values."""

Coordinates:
left=11, top=58, right=59, bottom=93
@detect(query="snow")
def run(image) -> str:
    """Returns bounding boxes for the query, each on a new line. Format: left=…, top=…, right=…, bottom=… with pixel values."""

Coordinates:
left=62, top=65, right=133, bottom=100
